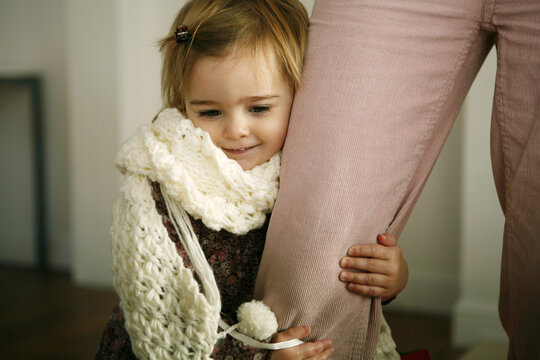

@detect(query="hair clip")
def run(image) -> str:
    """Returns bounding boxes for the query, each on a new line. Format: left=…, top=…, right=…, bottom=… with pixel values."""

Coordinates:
left=175, top=25, right=192, bottom=43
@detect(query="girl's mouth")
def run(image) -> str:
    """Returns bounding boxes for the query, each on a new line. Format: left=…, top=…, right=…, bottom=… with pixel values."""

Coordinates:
left=223, top=145, right=257, bottom=155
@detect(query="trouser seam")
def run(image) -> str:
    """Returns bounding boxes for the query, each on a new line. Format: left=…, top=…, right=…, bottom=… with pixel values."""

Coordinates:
left=350, top=297, right=367, bottom=359
left=388, top=25, right=482, bottom=231
left=493, top=44, right=513, bottom=235
left=350, top=297, right=380, bottom=360
left=481, top=0, right=496, bottom=25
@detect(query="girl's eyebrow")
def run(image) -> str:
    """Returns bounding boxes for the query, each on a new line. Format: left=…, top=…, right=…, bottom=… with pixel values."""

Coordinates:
left=189, top=99, right=218, bottom=105
left=189, top=95, right=280, bottom=105
left=243, top=95, right=280, bottom=102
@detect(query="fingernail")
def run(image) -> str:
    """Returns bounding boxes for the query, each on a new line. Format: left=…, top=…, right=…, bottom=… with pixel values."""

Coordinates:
left=339, top=271, right=349, bottom=281
left=340, top=258, right=348, bottom=267
left=379, top=233, right=387, bottom=241
left=326, top=339, right=333, bottom=346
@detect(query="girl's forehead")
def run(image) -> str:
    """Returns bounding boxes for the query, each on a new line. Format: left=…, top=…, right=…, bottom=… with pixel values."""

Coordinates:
left=186, top=49, right=290, bottom=99
left=202, top=47, right=280, bottom=74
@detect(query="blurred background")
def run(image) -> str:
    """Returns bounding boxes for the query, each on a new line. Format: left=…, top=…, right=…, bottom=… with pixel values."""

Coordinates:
left=0, top=0, right=508, bottom=359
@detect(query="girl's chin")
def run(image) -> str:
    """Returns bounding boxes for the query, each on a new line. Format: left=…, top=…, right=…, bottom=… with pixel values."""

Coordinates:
left=232, top=157, right=260, bottom=171
left=223, top=149, right=261, bottom=170
left=237, top=160, right=255, bottom=171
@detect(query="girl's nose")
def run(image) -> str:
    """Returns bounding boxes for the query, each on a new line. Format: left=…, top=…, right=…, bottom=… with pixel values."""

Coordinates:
left=224, top=116, right=250, bottom=139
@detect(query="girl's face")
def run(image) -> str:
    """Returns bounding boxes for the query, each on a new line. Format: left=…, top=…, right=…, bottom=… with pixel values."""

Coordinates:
left=185, top=49, right=293, bottom=170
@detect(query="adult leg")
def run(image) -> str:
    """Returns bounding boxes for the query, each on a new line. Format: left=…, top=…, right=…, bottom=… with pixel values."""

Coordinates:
left=490, top=1, right=540, bottom=358
left=254, top=1, right=494, bottom=358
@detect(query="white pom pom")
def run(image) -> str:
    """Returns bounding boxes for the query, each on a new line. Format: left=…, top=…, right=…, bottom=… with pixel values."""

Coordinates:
left=236, top=300, right=278, bottom=340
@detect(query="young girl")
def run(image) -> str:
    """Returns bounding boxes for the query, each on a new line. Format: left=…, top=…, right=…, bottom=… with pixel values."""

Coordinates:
left=96, top=0, right=407, bottom=359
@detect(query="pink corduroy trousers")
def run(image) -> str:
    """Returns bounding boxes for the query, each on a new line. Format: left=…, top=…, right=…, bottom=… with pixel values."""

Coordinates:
left=254, top=1, right=540, bottom=359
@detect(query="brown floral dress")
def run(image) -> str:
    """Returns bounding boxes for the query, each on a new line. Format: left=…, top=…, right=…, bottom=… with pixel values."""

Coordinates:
left=95, top=182, right=271, bottom=360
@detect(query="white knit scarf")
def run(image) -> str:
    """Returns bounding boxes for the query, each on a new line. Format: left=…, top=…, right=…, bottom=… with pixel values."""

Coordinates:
left=111, top=108, right=284, bottom=360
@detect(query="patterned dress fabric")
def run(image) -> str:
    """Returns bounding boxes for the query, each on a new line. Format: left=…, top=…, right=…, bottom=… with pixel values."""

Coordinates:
left=95, top=182, right=270, bottom=360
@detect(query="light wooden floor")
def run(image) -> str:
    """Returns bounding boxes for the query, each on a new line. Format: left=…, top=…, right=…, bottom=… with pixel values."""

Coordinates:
left=0, top=266, right=466, bottom=359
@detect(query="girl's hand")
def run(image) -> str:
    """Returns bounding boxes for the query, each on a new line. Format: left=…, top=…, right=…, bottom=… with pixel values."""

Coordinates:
left=339, top=233, right=408, bottom=301
left=270, top=326, right=334, bottom=360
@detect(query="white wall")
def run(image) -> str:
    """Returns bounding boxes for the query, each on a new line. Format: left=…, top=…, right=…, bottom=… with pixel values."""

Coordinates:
left=66, top=0, right=120, bottom=287
left=0, top=0, right=69, bottom=269
left=453, top=50, right=506, bottom=346
left=116, top=0, right=177, bottom=141
left=387, top=116, right=462, bottom=315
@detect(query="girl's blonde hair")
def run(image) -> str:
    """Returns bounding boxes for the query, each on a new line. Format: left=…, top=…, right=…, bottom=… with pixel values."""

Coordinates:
left=159, top=0, right=309, bottom=113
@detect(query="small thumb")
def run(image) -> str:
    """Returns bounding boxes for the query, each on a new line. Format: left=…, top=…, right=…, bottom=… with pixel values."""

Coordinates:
left=377, top=233, right=397, bottom=246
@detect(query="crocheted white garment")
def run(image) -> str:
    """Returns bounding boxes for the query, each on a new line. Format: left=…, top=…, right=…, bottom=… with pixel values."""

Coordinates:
left=375, top=315, right=401, bottom=360
left=112, top=108, right=281, bottom=359
left=117, top=108, right=280, bottom=235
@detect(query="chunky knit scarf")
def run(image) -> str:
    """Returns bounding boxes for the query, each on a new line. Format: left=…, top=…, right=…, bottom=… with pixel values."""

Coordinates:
left=111, top=108, right=291, bottom=360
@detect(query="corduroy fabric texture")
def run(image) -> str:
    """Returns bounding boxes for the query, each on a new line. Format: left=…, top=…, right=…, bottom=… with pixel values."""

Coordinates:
left=254, top=1, right=540, bottom=359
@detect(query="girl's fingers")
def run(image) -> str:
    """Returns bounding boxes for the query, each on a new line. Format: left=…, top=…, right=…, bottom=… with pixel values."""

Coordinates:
left=345, top=283, right=387, bottom=297
left=271, top=327, right=334, bottom=360
left=274, top=325, right=311, bottom=342
left=306, top=345, right=335, bottom=360
left=340, top=256, right=390, bottom=274
left=298, top=339, right=333, bottom=359
left=347, top=244, right=392, bottom=260
left=272, top=339, right=333, bottom=360
left=339, top=270, right=389, bottom=287
left=377, top=233, right=398, bottom=246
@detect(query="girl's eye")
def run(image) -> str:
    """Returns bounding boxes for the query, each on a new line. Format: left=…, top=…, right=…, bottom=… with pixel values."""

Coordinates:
left=250, top=106, right=270, bottom=114
left=200, top=110, right=221, bottom=117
